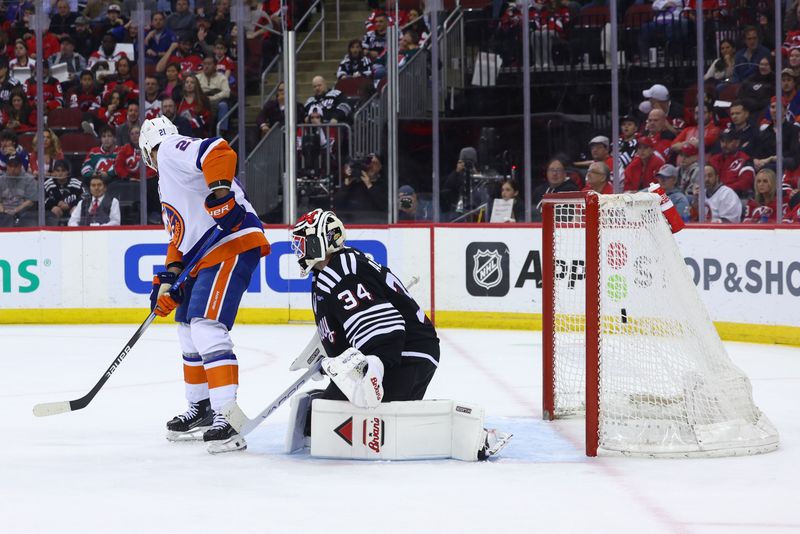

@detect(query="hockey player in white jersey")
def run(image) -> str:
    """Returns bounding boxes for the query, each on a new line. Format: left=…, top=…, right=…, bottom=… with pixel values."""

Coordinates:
left=287, top=208, right=511, bottom=461
left=140, top=116, right=270, bottom=453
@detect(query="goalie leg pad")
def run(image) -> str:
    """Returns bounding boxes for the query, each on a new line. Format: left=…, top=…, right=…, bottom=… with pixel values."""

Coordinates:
left=310, top=399, right=491, bottom=461
left=285, top=389, right=326, bottom=454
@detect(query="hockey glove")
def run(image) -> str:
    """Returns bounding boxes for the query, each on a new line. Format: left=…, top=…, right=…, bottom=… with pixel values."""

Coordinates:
left=321, top=348, right=385, bottom=408
left=150, top=271, right=183, bottom=318
left=205, top=191, right=246, bottom=232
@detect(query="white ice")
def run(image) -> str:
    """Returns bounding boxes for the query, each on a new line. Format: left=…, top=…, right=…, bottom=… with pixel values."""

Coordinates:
left=2, top=324, right=799, bottom=534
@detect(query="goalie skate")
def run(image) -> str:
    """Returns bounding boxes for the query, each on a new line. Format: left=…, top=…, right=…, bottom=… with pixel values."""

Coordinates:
left=477, top=429, right=513, bottom=461
left=166, top=399, right=213, bottom=442
left=204, top=413, right=247, bottom=454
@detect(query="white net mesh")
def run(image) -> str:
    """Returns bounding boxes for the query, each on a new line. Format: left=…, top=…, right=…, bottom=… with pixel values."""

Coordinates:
left=550, top=193, right=779, bottom=457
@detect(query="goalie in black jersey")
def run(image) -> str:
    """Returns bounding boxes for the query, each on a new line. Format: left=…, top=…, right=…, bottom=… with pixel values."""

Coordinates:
left=287, top=208, right=510, bottom=461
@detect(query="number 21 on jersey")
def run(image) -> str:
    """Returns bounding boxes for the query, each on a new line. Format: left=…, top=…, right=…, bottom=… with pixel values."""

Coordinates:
left=338, top=284, right=374, bottom=310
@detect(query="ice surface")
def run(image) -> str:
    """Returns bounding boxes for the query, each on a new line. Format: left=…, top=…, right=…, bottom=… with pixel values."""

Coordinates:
left=2, top=325, right=799, bottom=534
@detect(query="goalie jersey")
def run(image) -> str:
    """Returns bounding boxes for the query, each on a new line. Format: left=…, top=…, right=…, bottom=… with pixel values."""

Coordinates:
left=312, top=248, right=439, bottom=372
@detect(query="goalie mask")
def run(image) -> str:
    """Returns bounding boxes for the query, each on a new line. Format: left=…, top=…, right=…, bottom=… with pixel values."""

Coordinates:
left=292, top=209, right=346, bottom=275
left=139, top=116, right=179, bottom=170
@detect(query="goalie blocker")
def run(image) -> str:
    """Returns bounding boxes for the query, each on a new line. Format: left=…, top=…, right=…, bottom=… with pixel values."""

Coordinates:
left=302, top=398, right=510, bottom=461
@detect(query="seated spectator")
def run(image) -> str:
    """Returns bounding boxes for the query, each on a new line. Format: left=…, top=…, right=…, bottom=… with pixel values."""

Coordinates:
left=24, top=62, right=64, bottom=112
left=709, top=129, right=756, bottom=197
left=304, top=76, right=352, bottom=124
left=624, top=136, right=665, bottom=192
left=212, top=38, right=236, bottom=86
left=159, top=96, right=193, bottom=137
left=4, top=89, right=36, bottom=132
left=97, top=88, right=128, bottom=130
left=176, top=74, right=211, bottom=137
left=643, top=109, right=676, bottom=160
left=73, top=16, right=98, bottom=60
left=398, top=184, right=432, bottom=222
left=739, top=57, right=774, bottom=113
left=492, top=3, right=522, bottom=68
left=441, top=153, right=473, bottom=217
left=9, top=39, right=35, bottom=76
left=743, top=168, right=787, bottom=223
left=49, top=36, right=88, bottom=86
left=485, top=178, right=523, bottom=222
left=167, top=0, right=196, bottom=34
left=637, top=0, right=686, bottom=64
left=780, top=68, right=800, bottom=117
left=0, top=57, right=21, bottom=107
left=70, top=69, right=102, bottom=114
left=142, top=75, right=162, bottom=119
left=727, top=100, right=758, bottom=156
left=404, top=8, right=429, bottom=46
left=101, top=56, right=139, bottom=104
left=210, top=0, right=234, bottom=44
left=531, top=156, right=580, bottom=219
left=617, top=115, right=639, bottom=168
left=116, top=101, right=139, bottom=146
left=582, top=161, right=613, bottom=194
left=655, top=164, right=689, bottom=221
left=44, top=159, right=83, bottom=226
left=113, top=124, right=156, bottom=181
left=640, top=84, right=684, bottom=134
left=398, top=29, right=420, bottom=68
left=297, top=106, right=336, bottom=174
left=30, top=128, right=65, bottom=175
left=529, top=0, right=571, bottom=69
left=49, top=0, right=79, bottom=41
left=732, top=26, right=770, bottom=83
left=97, top=4, right=127, bottom=36
left=156, top=32, right=203, bottom=74
left=257, top=81, right=305, bottom=138
left=754, top=96, right=800, bottom=171
left=362, top=12, right=388, bottom=62
left=337, top=39, right=373, bottom=79
left=789, top=47, right=800, bottom=79
left=88, top=34, right=127, bottom=70
left=704, top=39, right=736, bottom=84
left=197, top=55, right=231, bottom=132
left=68, top=175, right=121, bottom=227
left=160, top=62, right=183, bottom=101
left=671, top=105, right=721, bottom=155
left=333, top=153, right=388, bottom=222
left=144, top=11, right=177, bottom=64
left=81, top=127, right=119, bottom=183
left=575, top=136, right=619, bottom=180
left=0, top=129, right=30, bottom=173
left=677, top=144, right=700, bottom=195
left=690, top=164, right=742, bottom=223
left=0, top=155, right=36, bottom=227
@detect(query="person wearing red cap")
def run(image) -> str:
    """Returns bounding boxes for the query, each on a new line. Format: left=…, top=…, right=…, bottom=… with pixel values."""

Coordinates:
left=624, top=136, right=665, bottom=191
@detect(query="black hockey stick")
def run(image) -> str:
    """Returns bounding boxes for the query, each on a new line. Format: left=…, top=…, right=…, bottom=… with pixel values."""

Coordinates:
left=32, top=227, right=224, bottom=417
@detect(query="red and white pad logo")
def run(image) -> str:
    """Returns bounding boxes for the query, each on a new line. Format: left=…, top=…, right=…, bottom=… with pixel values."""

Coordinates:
left=334, top=417, right=353, bottom=446
left=362, top=417, right=384, bottom=453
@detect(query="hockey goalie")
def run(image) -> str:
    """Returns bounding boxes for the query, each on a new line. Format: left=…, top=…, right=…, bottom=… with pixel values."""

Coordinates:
left=285, top=208, right=511, bottom=461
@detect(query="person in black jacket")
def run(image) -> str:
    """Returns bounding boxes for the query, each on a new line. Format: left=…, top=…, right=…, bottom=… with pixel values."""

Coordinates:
left=531, top=156, right=580, bottom=221
left=333, top=154, right=387, bottom=223
left=336, top=39, right=373, bottom=79
left=44, top=159, right=83, bottom=226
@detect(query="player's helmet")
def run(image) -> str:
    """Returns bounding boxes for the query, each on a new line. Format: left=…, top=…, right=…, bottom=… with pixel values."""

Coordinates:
left=292, top=208, right=346, bottom=275
left=139, top=116, right=179, bottom=170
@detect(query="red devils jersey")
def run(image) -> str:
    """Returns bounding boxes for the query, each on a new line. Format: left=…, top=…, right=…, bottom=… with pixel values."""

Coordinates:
left=25, top=77, right=64, bottom=111
left=311, top=248, right=439, bottom=370
left=709, top=151, right=755, bottom=195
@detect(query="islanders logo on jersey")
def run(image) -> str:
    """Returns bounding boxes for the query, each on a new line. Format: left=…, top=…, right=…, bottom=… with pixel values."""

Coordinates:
left=161, top=202, right=185, bottom=248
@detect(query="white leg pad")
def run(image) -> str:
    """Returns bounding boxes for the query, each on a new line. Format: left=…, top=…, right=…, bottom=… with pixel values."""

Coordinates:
left=285, top=390, right=324, bottom=454
left=310, top=399, right=486, bottom=461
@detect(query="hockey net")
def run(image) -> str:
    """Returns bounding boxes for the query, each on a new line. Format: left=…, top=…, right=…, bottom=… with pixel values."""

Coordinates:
left=541, top=192, right=779, bottom=457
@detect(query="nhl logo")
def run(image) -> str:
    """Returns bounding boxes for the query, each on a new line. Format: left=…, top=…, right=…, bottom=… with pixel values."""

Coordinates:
left=473, top=249, right=503, bottom=290
left=465, top=242, right=509, bottom=297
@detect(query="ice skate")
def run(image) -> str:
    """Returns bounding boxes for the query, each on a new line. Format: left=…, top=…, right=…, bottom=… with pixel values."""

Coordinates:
left=204, top=412, right=247, bottom=454
left=166, top=398, right=213, bottom=442
left=477, top=429, right=513, bottom=461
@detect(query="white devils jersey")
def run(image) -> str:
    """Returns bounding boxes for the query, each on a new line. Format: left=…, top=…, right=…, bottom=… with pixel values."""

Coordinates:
left=157, top=135, right=266, bottom=267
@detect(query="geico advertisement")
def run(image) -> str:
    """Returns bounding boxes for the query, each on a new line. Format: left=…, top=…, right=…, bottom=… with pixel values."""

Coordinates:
left=0, top=231, right=63, bottom=308
left=443, top=226, right=799, bottom=327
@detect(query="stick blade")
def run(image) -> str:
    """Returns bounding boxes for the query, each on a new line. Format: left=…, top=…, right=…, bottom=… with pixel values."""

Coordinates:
left=221, top=401, right=250, bottom=434
left=33, top=401, right=72, bottom=417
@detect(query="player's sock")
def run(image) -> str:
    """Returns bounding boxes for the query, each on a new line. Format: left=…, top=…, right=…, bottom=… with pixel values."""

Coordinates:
left=477, top=429, right=513, bottom=461
left=166, top=398, right=213, bottom=442
left=204, top=412, right=247, bottom=454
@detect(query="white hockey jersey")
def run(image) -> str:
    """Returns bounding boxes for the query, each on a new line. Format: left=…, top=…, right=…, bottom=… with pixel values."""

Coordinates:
left=157, top=135, right=270, bottom=271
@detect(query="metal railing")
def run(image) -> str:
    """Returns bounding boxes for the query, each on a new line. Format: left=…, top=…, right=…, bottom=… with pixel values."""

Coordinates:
left=441, top=8, right=465, bottom=107
left=295, top=0, right=325, bottom=60
left=296, top=123, right=353, bottom=186
left=398, top=49, right=430, bottom=119
left=352, top=91, right=385, bottom=158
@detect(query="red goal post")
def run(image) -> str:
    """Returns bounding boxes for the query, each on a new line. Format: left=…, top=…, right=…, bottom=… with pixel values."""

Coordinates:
left=540, top=191, right=779, bottom=458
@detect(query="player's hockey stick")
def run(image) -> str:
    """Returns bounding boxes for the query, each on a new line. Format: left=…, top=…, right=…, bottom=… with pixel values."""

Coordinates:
left=32, top=226, right=224, bottom=417
left=223, top=275, right=421, bottom=435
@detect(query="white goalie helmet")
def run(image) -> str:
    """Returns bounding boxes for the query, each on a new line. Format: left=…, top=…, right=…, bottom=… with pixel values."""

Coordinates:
left=292, top=208, right=346, bottom=275
left=139, top=116, right=179, bottom=169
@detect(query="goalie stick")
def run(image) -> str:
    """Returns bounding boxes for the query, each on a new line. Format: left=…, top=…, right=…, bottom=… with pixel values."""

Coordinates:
left=223, top=275, right=421, bottom=435
left=32, top=226, right=224, bottom=418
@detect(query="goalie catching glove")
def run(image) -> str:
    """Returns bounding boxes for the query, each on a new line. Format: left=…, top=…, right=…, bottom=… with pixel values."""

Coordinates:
left=150, top=271, right=183, bottom=317
left=321, top=348, right=385, bottom=409
left=205, top=190, right=246, bottom=232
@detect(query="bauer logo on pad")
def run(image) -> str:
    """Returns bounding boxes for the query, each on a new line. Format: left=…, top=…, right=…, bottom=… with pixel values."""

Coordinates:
left=466, top=242, right=509, bottom=297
